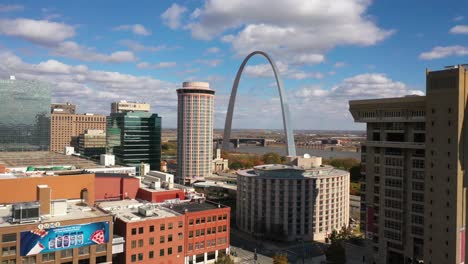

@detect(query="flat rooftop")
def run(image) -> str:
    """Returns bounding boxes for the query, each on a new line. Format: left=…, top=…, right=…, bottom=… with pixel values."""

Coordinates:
left=97, top=199, right=181, bottom=223
left=0, top=199, right=109, bottom=227
left=237, top=164, right=348, bottom=179
left=169, top=201, right=226, bottom=214
left=0, top=151, right=102, bottom=168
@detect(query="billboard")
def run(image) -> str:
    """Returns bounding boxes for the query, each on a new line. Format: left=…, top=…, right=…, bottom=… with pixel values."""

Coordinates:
left=20, top=221, right=109, bottom=256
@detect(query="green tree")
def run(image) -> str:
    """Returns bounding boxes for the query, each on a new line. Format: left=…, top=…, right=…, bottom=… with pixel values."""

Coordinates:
left=262, top=152, right=282, bottom=164
left=230, top=161, right=243, bottom=170
left=273, top=253, right=288, bottom=264
left=214, top=253, right=234, bottom=264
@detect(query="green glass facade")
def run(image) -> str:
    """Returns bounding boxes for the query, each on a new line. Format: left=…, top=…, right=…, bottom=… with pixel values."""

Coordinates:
left=106, top=111, right=161, bottom=171
left=0, top=79, right=51, bottom=151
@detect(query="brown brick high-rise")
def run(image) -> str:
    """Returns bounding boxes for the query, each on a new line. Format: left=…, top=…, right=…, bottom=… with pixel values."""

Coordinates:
left=50, top=113, right=106, bottom=152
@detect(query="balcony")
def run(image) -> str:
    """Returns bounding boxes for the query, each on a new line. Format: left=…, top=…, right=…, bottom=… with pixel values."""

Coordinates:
left=365, top=141, right=425, bottom=149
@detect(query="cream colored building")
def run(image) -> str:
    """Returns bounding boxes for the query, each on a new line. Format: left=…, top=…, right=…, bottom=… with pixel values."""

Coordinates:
left=236, top=156, right=349, bottom=242
left=212, top=149, right=229, bottom=173
left=111, top=100, right=150, bottom=113
left=349, top=65, right=468, bottom=264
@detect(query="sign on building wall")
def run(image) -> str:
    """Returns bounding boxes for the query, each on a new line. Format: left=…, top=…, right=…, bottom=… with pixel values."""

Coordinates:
left=20, top=221, right=109, bottom=256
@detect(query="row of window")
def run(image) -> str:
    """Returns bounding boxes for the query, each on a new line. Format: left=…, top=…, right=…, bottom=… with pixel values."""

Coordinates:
left=131, top=222, right=183, bottom=235
left=130, top=246, right=183, bottom=262
left=188, top=214, right=227, bottom=225
left=188, top=225, right=227, bottom=238
left=187, top=237, right=227, bottom=251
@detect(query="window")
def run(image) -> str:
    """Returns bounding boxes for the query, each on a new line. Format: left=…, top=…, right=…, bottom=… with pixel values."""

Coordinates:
left=178, top=245, right=183, bottom=253
left=160, top=249, right=164, bottom=256
left=138, top=227, right=144, bottom=234
left=1, top=233, right=16, bottom=243
left=168, top=247, right=173, bottom=255
left=131, top=228, right=137, bottom=235
left=160, top=236, right=165, bottom=243
left=96, top=244, right=107, bottom=253
left=196, top=218, right=200, bottom=224
left=178, top=221, right=183, bottom=228
left=201, top=217, right=205, bottom=224
left=131, top=240, right=136, bottom=249
left=61, top=249, right=73, bottom=258
left=149, top=237, right=154, bottom=245
left=168, top=234, right=173, bottom=242
left=189, top=231, right=193, bottom=238
left=131, top=254, right=136, bottom=262
left=178, top=232, right=183, bottom=240
left=149, top=251, right=154, bottom=259
left=138, top=239, right=143, bottom=247
left=168, top=223, right=173, bottom=230
left=42, top=252, right=55, bottom=262
left=21, top=256, right=36, bottom=264
left=160, top=224, right=165, bottom=231
left=138, top=253, right=143, bottom=261
left=150, top=225, right=154, bottom=232
left=223, top=214, right=227, bottom=220
left=79, top=246, right=90, bottom=255
left=2, top=246, right=16, bottom=256
left=189, top=219, right=194, bottom=225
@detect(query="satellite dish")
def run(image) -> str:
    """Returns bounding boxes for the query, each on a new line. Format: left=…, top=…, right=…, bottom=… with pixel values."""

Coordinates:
left=304, top=153, right=311, bottom=158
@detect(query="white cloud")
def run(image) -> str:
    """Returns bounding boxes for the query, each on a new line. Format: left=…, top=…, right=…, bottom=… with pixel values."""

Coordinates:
left=0, top=18, right=75, bottom=45
left=0, top=51, right=178, bottom=124
left=137, top=61, right=177, bottom=69
left=334, top=62, right=346, bottom=68
left=188, top=0, right=393, bottom=64
left=195, top=59, right=223, bottom=67
left=244, top=62, right=323, bottom=80
left=52, top=41, right=138, bottom=63
left=0, top=4, right=23, bottom=12
left=453, top=16, right=464, bottom=22
left=120, top=40, right=166, bottom=52
left=161, top=3, right=187, bottom=30
left=114, top=24, right=151, bottom=36
left=205, top=47, right=220, bottom=54
left=419, top=45, right=468, bottom=60
left=450, top=25, right=468, bottom=34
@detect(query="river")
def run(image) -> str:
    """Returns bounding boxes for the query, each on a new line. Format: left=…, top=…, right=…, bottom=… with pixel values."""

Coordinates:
left=232, top=145, right=361, bottom=160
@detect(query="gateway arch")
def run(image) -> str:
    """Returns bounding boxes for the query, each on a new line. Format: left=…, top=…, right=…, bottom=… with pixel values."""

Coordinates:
left=222, top=51, right=297, bottom=156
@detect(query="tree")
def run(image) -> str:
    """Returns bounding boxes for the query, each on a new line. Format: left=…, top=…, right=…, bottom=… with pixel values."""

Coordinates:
left=262, top=152, right=282, bottom=164
left=229, top=161, right=243, bottom=170
left=214, top=253, right=234, bottom=264
left=273, top=253, right=288, bottom=264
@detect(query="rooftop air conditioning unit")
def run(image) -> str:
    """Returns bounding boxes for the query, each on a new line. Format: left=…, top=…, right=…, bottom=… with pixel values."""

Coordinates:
left=11, top=202, right=40, bottom=223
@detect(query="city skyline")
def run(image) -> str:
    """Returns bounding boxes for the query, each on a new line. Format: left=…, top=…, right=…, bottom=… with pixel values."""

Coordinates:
left=0, top=1, right=468, bottom=130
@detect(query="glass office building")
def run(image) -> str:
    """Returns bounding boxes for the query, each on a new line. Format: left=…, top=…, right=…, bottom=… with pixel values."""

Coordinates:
left=0, top=78, right=51, bottom=151
left=107, top=111, right=161, bottom=172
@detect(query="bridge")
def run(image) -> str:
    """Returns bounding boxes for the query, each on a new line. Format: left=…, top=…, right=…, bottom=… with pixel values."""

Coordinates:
left=214, top=138, right=267, bottom=148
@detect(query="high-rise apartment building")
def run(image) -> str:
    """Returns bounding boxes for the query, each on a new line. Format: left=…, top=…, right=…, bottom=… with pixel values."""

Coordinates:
left=111, top=100, right=150, bottom=113
left=0, top=77, right=51, bottom=151
left=349, top=66, right=468, bottom=264
left=50, top=105, right=106, bottom=152
left=107, top=111, right=162, bottom=172
left=176, top=82, right=215, bottom=184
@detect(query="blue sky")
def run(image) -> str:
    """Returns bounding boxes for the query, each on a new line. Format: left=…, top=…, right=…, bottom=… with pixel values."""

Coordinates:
left=1, top=1, right=468, bottom=130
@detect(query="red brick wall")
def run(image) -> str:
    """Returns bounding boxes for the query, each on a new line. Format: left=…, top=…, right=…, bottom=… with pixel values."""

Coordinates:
left=95, top=176, right=139, bottom=201
left=184, top=207, right=230, bottom=258
left=116, top=216, right=185, bottom=264
left=136, top=189, right=185, bottom=203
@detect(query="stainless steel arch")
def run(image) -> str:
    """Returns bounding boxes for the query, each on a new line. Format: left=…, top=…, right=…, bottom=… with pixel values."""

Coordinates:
left=222, top=51, right=297, bottom=156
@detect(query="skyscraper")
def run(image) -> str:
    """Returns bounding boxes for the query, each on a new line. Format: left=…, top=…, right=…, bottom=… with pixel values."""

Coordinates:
left=107, top=111, right=162, bottom=172
left=349, top=65, right=468, bottom=264
left=176, top=82, right=215, bottom=184
left=0, top=77, right=51, bottom=151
